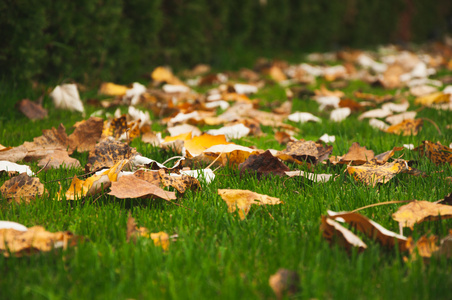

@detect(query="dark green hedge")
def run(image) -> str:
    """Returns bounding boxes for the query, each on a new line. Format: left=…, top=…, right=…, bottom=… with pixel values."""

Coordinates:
left=0, top=0, right=450, bottom=84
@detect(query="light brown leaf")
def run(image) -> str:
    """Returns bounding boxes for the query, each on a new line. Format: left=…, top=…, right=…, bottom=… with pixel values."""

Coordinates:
left=218, top=189, right=282, bottom=220
left=385, top=119, right=423, bottom=136
left=17, top=99, right=48, bottom=120
left=277, top=140, right=332, bottom=165
left=269, top=269, right=300, bottom=300
left=339, top=142, right=375, bottom=165
left=392, top=200, right=452, bottom=229
left=0, top=173, right=46, bottom=204
left=37, top=149, right=81, bottom=170
left=321, top=216, right=367, bottom=252
left=109, top=174, right=176, bottom=201
left=0, top=146, right=28, bottom=163
left=414, top=141, right=452, bottom=165
left=22, top=124, right=69, bottom=158
left=68, top=117, right=104, bottom=152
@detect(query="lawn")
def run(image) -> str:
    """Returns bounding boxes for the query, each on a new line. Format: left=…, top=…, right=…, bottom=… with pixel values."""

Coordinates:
left=1, top=48, right=452, bottom=300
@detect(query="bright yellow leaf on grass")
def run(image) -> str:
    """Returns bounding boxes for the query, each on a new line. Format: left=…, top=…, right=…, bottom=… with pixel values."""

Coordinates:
left=163, top=131, right=192, bottom=143
left=415, top=92, right=450, bottom=106
left=98, top=82, right=128, bottom=96
left=184, top=134, right=232, bottom=156
left=347, top=159, right=408, bottom=186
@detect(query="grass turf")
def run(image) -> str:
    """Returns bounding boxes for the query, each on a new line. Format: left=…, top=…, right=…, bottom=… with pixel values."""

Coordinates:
left=1, top=74, right=452, bottom=300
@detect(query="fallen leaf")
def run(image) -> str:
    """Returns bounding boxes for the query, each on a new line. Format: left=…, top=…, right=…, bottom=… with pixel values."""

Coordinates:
left=369, top=118, right=390, bottom=130
left=126, top=216, right=170, bottom=251
left=109, top=174, right=176, bottom=201
left=354, top=91, right=393, bottom=103
left=68, top=117, right=104, bottom=152
left=327, top=210, right=407, bottom=251
left=284, top=171, right=333, bottom=183
left=374, top=147, right=404, bottom=164
left=347, top=159, right=408, bottom=186
left=22, top=124, right=69, bottom=158
left=269, top=269, right=300, bottom=300
left=277, top=140, right=332, bottom=165
left=239, top=150, right=290, bottom=179
left=0, top=146, right=28, bottom=163
left=415, top=92, right=450, bottom=106
left=151, top=66, right=185, bottom=86
left=167, top=124, right=202, bottom=137
left=385, top=111, right=417, bottom=125
left=0, top=173, right=46, bottom=203
left=288, top=112, right=321, bottom=123
left=158, top=169, right=201, bottom=193
left=36, top=149, right=81, bottom=170
left=339, top=142, right=375, bottom=165
left=98, top=82, right=128, bottom=96
left=275, top=131, right=296, bottom=145
left=358, top=108, right=392, bottom=121
left=330, top=107, right=351, bottom=122
left=17, top=99, right=48, bottom=120
left=321, top=216, right=367, bottom=252
left=184, top=134, right=232, bottom=156
left=414, top=141, right=452, bottom=165
left=86, top=138, right=137, bottom=171
left=385, top=119, right=423, bottom=136
left=406, top=235, right=439, bottom=258
left=0, top=226, right=79, bottom=257
left=392, top=200, right=452, bottom=229
left=206, top=123, right=250, bottom=140
left=0, top=161, right=34, bottom=176
left=49, top=83, right=84, bottom=114
left=218, top=189, right=282, bottom=220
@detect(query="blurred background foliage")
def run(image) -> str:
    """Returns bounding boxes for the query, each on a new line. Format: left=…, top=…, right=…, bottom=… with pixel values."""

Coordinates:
left=0, top=0, right=450, bottom=84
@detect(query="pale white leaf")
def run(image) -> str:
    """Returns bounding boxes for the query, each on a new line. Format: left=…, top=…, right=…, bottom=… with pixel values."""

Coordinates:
left=330, top=107, right=351, bottom=122
left=0, top=161, right=34, bottom=176
left=288, top=112, right=321, bottom=123
left=50, top=84, right=84, bottom=113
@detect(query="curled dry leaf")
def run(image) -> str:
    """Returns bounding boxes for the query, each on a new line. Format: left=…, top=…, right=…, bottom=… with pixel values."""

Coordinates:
left=414, top=141, right=452, bottom=165
left=109, top=174, right=176, bottom=201
left=392, top=200, right=452, bottom=229
left=327, top=210, right=407, bottom=251
left=347, top=159, right=408, bottom=186
left=126, top=216, right=170, bottom=251
left=68, top=117, right=104, bottom=153
left=321, top=216, right=367, bottom=252
left=218, top=189, right=282, bottom=220
left=0, top=173, right=46, bottom=204
left=37, top=149, right=81, bottom=170
left=385, top=119, right=423, bottom=136
left=269, top=269, right=300, bottom=300
left=22, top=123, right=69, bottom=158
left=158, top=169, right=201, bottom=193
left=0, top=226, right=80, bottom=257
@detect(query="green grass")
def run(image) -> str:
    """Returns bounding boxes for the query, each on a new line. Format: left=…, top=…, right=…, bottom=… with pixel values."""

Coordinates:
left=1, top=70, right=452, bottom=300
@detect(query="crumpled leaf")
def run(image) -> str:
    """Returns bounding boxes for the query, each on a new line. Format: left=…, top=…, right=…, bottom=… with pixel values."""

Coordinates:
left=0, top=225, right=79, bottom=257
left=218, top=189, right=282, bottom=220
left=49, top=83, right=84, bottom=113
left=277, top=140, right=332, bottom=165
left=239, top=150, right=290, bottom=179
left=327, top=210, right=407, bottom=251
left=347, top=159, right=408, bottom=186
left=392, top=200, right=452, bottom=229
left=385, top=119, right=423, bottom=136
left=109, top=174, right=176, bottom=201
left=59, top=160, right=127, bottom=200
left=0, top=173, right=46, bottom=203
left=22, top=124, right=70, bottom=158
left=86, top=138, right=137, bottom=171
left=269, top=269, right=300, bottom=300
left=126, top=216, right=170, bottom=251
left=321, top=216, right=367, bottom=252
left=414, top=141, right=452, bottom=165
left=17, top=99, right=48, bottom=120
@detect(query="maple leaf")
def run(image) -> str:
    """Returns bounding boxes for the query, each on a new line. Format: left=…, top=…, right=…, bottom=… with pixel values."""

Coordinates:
left=17, top=99, right=48, bottom=120
left=109, top=174, right=176, bottom=201
left=414, top=141, right=452, bottom=165
left=0, top=225, right=80, bottom=257
left=239, top=150, right=290, bottom=179
left=327, top=210, right=407, bottom=251
left=347, top=159, right=408, bottom=186
left=321, top=216, right=367, bottom=252
left=385, top=119, right=423, bottom=136
left=218, top=189, right=282, bottom=220
left=126, top=216, right=171, bottom=251
left=49, top=83, right=84, bottom=114
left=269, top=269, right=300, bottom=300
left=0, top=173, right=46, bottom=204
left=392, top=200, right=452, bottom=229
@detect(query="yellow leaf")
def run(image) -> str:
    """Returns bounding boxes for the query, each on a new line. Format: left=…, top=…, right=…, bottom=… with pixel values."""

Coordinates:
left=392, top=200, right=452, bottom=229
left=415, top=92, right=450, bottom=106
left=99, top=82, right=128, bottom=96
left=347, top=159, right=408, bottom=186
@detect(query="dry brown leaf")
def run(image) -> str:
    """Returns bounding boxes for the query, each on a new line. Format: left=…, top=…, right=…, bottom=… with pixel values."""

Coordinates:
left=347, top=159, right=408, bottom=186
left=0, top=226, right=79, bottom=257
left=385, top=119, right=423, bottom=136
left=126, top=216, right=170, bottom=251
left=277, top=140, right=332, bottom=165
left=374, top=147, right=404, bottom=164
left=37, top=149, right=81, bottom=170
left=133, top=169, right=161, bottom=186
left=321, top=216, right=367, bottom=252
left=109, top=174, right=176, bottom=201
left=269, top=269, right=300, bottom=300
left=218, top=189, right=282, bottom=220
left=158, top=169, right=200, bottom=193
left=86, top=138, right=137, bottom=172
left=102, top=116, right=142, bottom=141
left=327, top=210, right=407, bottom=251
left=17, top=99, right=48, bottom=120
left=381, top=63, right=404, bottom=89
left=340, top=142, right=375, bottom=165
left=68, top=117, right=104, bottom=152
left=392, top=200, right=452, bottom=229
left=406, top=235, right=439, bottom=258
left=23, top=124, right=69, bottom=158
left=354, top=91, right=393, bottom=103
left=0, top=173, right=46, bottom=204
left=414, top=141, right=452, bottom=165
left=0, top=146, right=28, bottom=163
left=239, top=150, right=290, bottom=179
